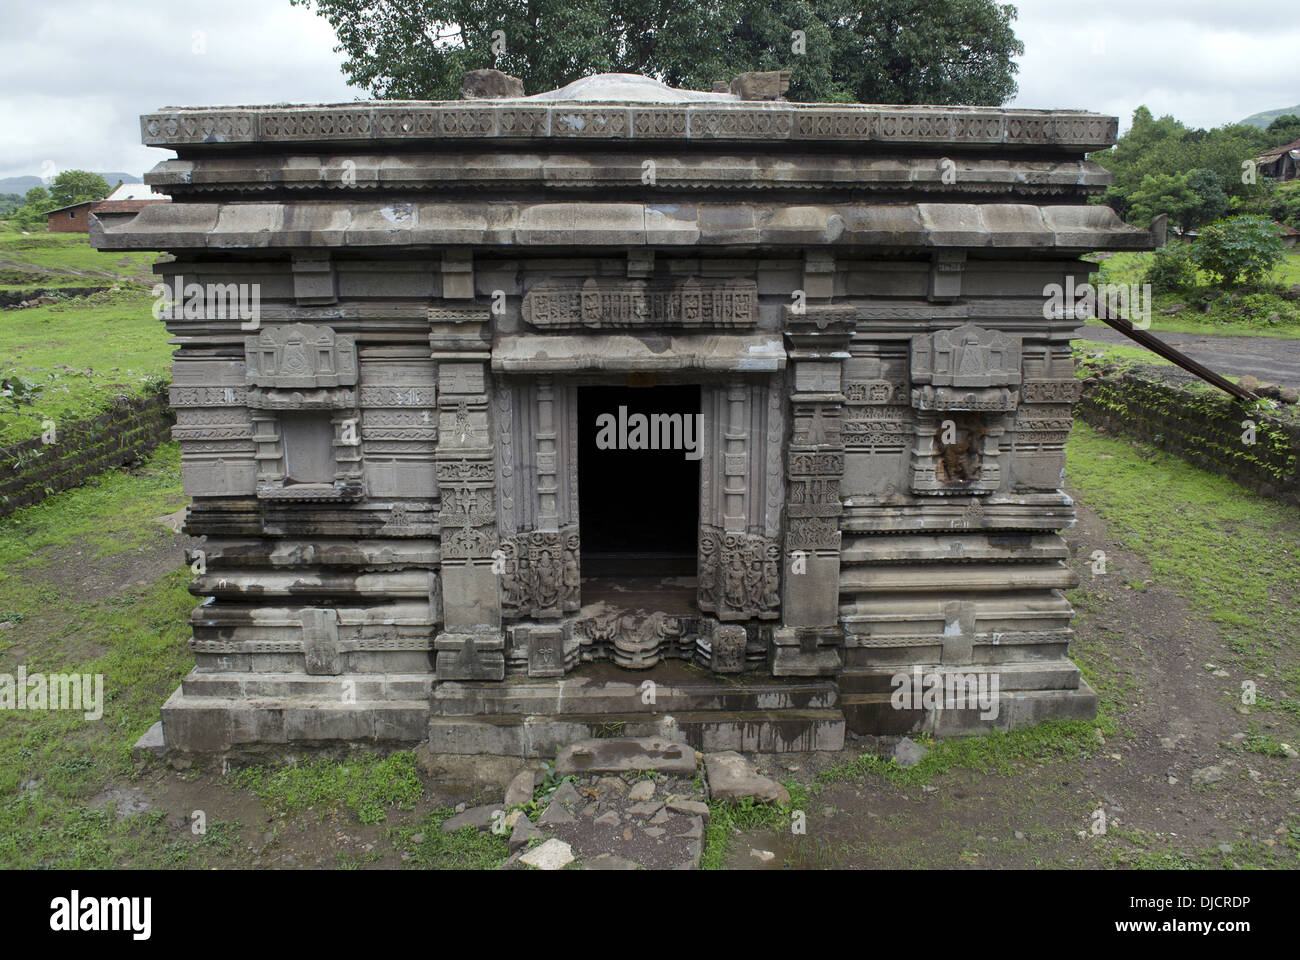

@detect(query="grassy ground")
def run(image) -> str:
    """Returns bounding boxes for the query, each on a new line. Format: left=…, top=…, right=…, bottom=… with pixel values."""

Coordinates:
left=0, top=229, right=169, bottom=447
left=1088, top=248, right=1300, bottom=338
left=0, top=228, right=158, bottom=289
left=0, top=423, right=1295, bottom=869
left=0, top=288, right=171, bottom=445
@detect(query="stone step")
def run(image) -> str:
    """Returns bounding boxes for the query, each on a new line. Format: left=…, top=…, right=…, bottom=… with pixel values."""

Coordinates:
left=838, top=660, right=1082, bottom=695
left=841, top=679, right=1098, bottom=737
left=159, top=685, right=429, bottom=753
left=433, top=661, right=838, bottom=717
left=427, top=707, right=846, bottom=757
left=182, top=671, right=434, bottom=701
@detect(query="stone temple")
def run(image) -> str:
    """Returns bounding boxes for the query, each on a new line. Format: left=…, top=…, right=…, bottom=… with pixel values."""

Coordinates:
left=94, top=71, right=1152, bottom=757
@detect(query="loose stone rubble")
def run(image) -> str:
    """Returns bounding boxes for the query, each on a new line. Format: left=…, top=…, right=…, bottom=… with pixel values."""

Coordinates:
left=437, top=741, right=795, bottom=869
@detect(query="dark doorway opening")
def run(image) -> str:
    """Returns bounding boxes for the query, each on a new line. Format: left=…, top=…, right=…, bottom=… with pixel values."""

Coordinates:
left=578, top=384, right=700, bottom=578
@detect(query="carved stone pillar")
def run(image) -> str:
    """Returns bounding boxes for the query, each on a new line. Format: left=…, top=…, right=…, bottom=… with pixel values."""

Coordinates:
left=429, top=305, right=504, bottom=680
left=774, top=304, right=855, bottom=676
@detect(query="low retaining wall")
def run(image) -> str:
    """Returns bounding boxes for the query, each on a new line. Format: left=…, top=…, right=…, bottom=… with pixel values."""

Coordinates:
left=1076, top=364, right=1300, bottom=504
left=0, top=390, right=174, bottom=517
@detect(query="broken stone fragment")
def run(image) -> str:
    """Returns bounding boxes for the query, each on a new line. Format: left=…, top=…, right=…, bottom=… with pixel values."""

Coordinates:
left=440, top=803, right=502, bottom=833
left=504, top=769, right=534, bottom=808
left=594, top=776, right=628, bottom=798
left=730, top=70, right=791, bottom=101
left=519, top=838, right=574, bottom=870
left=538, top=799, right=577, bottom=825
left=893, top=737, right=927, bottom=768
left=549, top=780, right=582, bottom=809
left=509, top=815, right=543, bottom=852
left=667, top=799, right=710, bottom=820
left=460, top=69, right=524, bottom=100
left=627, top=779, right=655, bottom=802
left=703, top=751, right=790, bottom=805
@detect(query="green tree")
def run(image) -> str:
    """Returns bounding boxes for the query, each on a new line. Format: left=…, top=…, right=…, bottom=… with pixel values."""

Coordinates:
left=1264, top=113, right=1300, bottom=146
left=12, top=186, right=57, bottom=230
left=1127, top=172, right=1197, bottom=231
left=49, top=170, right=110, bottom=208
left=1183, top=167, right=1229, bottom=230
left=1143, top=241, right=1199, bottom=294
left=1190, top=215, right=1285, bottom=287
left=291, top=0, right=1024, bottom=104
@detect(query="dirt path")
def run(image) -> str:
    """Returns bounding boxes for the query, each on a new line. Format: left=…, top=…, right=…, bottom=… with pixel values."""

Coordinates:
left=720, top=490, right=1299, bottom=869
left=1079, top=327, right=1300, bottom=386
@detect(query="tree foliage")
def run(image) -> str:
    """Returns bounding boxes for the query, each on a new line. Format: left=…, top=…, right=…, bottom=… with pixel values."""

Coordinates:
left=1190, top=215, right=1286, bottom=287
left=1090, top=107, right=1276, bottom=222
left=49, top=170, right=110, bottom=208
left=291, top=0, right=1024, bottom=104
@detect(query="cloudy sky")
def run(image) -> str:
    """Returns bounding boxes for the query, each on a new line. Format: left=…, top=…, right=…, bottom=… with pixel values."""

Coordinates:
left=1, top=0, right=1297, bottom=181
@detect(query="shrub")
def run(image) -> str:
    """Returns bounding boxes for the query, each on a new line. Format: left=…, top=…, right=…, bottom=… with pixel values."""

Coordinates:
left=1191, top=215, right=1286, bottom=286
left=1143, top=241, right=1199, bottom=293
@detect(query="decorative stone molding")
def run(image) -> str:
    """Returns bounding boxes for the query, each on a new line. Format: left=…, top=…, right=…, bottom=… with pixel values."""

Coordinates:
left=141, top=103, right=1120, bottom=150
left=521, top=277, right=757, bottom=329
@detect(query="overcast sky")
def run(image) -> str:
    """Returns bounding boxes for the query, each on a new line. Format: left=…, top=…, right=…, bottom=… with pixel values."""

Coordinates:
left=1, top=0, right=1297, bottom=181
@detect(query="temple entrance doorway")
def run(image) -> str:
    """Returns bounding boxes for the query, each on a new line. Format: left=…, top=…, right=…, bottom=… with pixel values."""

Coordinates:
left=578, top=384, right=700, bottom=610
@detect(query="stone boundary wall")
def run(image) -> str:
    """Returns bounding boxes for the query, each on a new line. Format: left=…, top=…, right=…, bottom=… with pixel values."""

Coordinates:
left=1077, top=365, right=1300, bottom=504
left=0, top=389, right=175, bottom=518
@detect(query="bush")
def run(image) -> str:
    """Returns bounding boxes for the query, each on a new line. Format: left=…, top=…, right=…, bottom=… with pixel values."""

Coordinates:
left=1143, top=242, right=1199, bottom=293
left=1191, top=215, right=1286, bottom=286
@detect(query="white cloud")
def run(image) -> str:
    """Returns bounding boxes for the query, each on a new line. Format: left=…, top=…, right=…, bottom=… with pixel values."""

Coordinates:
left=1, top=0, right=1296, bottom=180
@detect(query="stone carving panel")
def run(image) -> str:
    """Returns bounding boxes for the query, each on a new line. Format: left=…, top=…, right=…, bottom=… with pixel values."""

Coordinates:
left=698, top=531, right=781, bottom=621
left=246, top=323, right=357, bottom=389
left=499, top=525, right=581, bottom=621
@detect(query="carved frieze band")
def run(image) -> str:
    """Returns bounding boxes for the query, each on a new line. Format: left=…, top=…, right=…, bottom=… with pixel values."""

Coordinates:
left=522, top=278, right=757, bottom=329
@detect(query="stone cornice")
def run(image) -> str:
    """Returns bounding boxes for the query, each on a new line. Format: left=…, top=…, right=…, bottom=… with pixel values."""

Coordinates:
left=92, top=200, right=1153, bottom=252
left=140, top=102, right=1119, bottom=151
left=143, top=155, right=1113, bottom=197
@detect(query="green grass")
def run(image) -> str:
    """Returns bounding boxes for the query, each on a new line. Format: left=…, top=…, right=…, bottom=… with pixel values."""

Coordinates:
left=1086, top=248, right=1300, bottom=338
left=230, top=753, right=424, bottom=825
left=701, top=780, right=808, bottom=870
left=0, top=229, right=159, bottom=286
left=389, top=809, right=512, bottom=869
left=0, top=443, right=195, bottom=868
left=0, top=288, right=171, bottom=445
left=1065, top=422, right=1300, bottom=670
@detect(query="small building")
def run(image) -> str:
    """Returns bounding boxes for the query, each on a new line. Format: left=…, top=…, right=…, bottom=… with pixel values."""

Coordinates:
left=94, top=71, right=1153, bottom=758
left=1256, top=138, right=1300, bottom=181
left=46, top=182, right=168, bottom=233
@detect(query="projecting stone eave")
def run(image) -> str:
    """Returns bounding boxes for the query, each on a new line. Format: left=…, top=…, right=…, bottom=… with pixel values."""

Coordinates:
left=91, top=200, right=1154, bottom=253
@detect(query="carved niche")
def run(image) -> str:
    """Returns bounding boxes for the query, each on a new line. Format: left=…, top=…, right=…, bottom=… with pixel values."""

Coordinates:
left=908, top=324, right=1019, bottom=496
left=244, top=323, right=363, bottom=501
left=522, top=277, right=757, bottom=329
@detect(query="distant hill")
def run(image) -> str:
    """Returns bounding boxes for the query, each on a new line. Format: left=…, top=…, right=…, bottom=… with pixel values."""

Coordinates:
left=1240, top=105, right=1300, bottom=130
left=0, top=172, right=142, bottom=196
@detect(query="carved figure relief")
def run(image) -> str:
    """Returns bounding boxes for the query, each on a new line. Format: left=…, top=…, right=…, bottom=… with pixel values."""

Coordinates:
left=698, top=530, right=780, bottom=621
left=499, top=525, right=581, bottom=619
